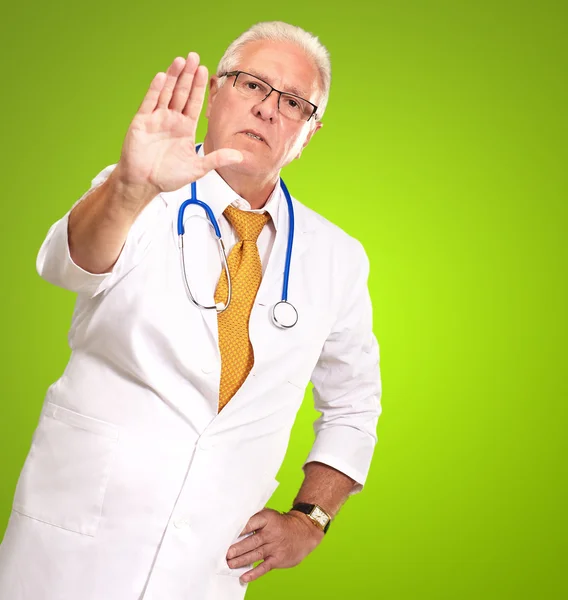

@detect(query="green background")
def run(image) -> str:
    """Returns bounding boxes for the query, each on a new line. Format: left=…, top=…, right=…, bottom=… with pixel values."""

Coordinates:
left=1, top=1, right=566, bottom=598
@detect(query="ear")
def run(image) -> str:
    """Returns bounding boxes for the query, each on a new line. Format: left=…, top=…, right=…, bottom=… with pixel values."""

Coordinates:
left=206, top=76, right=220, bottom=119
left=295, top=120, right=323, bottom=160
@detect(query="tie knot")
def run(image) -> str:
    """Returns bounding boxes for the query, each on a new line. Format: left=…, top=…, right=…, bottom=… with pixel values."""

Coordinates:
left=223, top=205, right=270, bottom=242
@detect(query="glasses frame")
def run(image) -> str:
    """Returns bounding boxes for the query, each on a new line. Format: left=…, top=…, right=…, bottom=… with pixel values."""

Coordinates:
left=220, top=70, right=318, bottom=122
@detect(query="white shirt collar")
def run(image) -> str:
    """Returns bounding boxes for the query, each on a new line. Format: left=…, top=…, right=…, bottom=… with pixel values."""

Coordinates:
left=195, top=143, right=281, bottom=230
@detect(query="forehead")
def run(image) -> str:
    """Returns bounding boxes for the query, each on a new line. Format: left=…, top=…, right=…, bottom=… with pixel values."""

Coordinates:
left=236, top=40, right=321, bottom=100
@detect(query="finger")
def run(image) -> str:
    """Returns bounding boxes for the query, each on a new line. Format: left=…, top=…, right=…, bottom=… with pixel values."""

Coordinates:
left=228, top=545, right=266, bottom=570
left=239, top=511, right=269, bottom=537
left=156, top=57, right=186, bottom=109
left=137, top=72, right=167, bottom=115
left=194, top=149, right=243, bottom=179
left=182, top=64, right=208, bottom=121
left=169, top=52, right=199, bottom=112
left=228, top=529, right=265, bottom=561
left=191, top=150, right=243, bottom=181
left=240, top=556, right=277, bottom=584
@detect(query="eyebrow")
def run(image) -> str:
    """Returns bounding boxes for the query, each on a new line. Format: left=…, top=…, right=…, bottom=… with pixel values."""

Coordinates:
left=247, top=69, right=309, bottom=99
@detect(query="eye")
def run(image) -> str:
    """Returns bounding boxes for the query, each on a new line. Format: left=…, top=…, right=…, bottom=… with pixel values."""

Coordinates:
left=246, top=82, right=259, bottom=91
left=286, top=97, right=302, bottom=111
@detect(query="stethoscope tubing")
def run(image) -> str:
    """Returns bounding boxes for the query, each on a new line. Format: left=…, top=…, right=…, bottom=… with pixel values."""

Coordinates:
left=279, top=178, right=294, bottom=303
left=176, top=144, right=297, bottom=327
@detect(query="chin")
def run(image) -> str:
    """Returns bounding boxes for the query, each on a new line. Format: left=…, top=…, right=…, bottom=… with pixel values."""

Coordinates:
left=234, top=146, right=273, bottom=172
left=226, top=155, right=266, bottom=176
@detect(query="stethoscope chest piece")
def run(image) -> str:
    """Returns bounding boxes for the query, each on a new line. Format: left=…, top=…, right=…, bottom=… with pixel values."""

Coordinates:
left=271, top=301, right=298, bottom=329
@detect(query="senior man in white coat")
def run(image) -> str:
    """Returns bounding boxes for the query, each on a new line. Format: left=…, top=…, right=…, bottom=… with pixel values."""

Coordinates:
left=0, top=21, right=381, bottom=600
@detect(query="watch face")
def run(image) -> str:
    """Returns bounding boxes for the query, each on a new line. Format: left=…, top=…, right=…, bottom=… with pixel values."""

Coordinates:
left=311, top=506, right=330, bottom=527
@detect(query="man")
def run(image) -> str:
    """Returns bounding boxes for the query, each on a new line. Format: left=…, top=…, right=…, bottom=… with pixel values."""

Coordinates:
left=0, top=21, right=381, bottom=600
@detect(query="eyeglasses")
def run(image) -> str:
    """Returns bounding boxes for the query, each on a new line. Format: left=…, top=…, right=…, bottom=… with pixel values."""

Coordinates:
left=220, top=70, right=318, bottom=122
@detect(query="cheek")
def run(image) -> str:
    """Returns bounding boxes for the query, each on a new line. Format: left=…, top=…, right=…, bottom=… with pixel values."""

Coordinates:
left=210, top=91, right=231, bottom=120
left=210, top=109, right=234, bottom=143
left=215, top=98, right=250, bottom=133
left=284, top=132, right=308, bottom=157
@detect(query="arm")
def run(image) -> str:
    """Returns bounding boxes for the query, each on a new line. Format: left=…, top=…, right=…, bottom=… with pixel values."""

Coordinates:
left=67, top=169, right=158, bottom=274
left=37, top=52, right=242, bottom=292
left=288, top=242, right=381, bottom=528
left=302, top=240, right=382, bottom=497
left=35, top=165, right=163, bottom=297
left=292, top=460, right=356, bottom=519
left=225, top=240, right=382, bottom=583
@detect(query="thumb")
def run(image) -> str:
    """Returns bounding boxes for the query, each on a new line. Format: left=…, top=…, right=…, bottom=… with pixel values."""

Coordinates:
left=199, top=148, right=243, bottom=175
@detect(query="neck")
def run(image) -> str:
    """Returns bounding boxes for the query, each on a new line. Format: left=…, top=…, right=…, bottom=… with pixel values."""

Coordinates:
left=203, top=136, right=279, bottom=209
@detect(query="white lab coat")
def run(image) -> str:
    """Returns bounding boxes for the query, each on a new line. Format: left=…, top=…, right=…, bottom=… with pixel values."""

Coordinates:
left=0, top=159, right=382, bottom=600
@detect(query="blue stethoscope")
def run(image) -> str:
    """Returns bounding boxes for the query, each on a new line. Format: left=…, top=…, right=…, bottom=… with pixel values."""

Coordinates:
left=177, top=145, right=298, bottom=329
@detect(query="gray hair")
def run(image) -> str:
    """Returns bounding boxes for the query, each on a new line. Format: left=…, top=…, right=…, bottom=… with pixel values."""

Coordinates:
left=216, top=21, right=331, bottom=120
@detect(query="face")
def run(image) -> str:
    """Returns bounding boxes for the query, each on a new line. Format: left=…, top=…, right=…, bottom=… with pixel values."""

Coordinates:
left=204, top=40, right=323, bottom=180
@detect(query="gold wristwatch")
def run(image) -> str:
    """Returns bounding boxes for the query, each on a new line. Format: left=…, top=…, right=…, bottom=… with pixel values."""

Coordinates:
left=291, top=503, right=332, bottom=533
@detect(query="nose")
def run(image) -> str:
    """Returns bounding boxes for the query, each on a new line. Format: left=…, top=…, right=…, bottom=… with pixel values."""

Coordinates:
left=253, top=89, right=279, bottom=121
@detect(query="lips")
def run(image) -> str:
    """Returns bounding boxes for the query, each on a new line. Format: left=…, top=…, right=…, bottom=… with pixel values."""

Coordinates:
left=240, top=130, right=269, bottom=146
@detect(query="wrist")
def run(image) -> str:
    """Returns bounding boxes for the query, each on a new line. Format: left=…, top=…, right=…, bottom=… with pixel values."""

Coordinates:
left=290, top=502, right=332, bottom=534
left=110, top=166, right=160, bottom=213
left=287, top=510, right=324, bottom=536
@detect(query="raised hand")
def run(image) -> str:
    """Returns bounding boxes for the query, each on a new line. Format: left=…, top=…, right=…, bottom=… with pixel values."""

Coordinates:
left=114, top=52, right=243, bottom=200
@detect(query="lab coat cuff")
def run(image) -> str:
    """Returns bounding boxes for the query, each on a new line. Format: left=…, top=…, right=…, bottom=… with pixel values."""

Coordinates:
left=302, top=428, right=375, bottom=497
left=36, top=210, right=111, bottom=297
left=303, top=451, right=365, bottom=496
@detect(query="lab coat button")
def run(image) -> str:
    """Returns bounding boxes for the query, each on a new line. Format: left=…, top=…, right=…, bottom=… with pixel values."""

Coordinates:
left=197, top=438, right=212, bottom=451
left=201, top=363, right=215, bottom=374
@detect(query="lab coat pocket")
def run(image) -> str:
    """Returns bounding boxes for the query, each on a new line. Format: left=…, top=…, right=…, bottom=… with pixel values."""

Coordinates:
left=12, top=402, right=119, bottom=537
left=216, top=477, right=280, bottom=577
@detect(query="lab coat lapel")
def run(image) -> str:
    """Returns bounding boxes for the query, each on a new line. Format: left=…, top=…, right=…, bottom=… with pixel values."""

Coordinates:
left=256, top=197, right=313, bottom=306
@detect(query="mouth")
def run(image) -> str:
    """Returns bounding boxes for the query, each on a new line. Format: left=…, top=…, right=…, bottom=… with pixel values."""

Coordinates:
left=240, top=130, right=268, bottom=146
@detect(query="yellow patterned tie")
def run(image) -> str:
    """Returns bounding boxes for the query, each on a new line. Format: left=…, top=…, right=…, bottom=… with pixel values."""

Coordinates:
left=215, top=205, right=271, bottom=412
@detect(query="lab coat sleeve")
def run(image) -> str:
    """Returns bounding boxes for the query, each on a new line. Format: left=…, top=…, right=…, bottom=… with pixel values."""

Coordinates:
left=36, top=164, right=162, bottom=298
left=303, top=240, right=382, bottom=496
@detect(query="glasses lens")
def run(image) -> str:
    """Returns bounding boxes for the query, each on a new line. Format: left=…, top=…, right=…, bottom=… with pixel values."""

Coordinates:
left=234, top=73, right=270, bottom=98
left=280, top=93, right=314, bottom=121
left=231, top=72, right=315, bottom=121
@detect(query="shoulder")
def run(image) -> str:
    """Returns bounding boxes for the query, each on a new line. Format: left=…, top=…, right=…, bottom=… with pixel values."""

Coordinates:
left=291, top=195, right=369, bottom=266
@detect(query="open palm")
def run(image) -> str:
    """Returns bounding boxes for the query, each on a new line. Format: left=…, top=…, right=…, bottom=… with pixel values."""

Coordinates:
left=116, top=52, right=242, bottom=194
